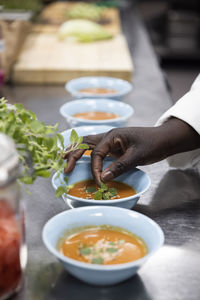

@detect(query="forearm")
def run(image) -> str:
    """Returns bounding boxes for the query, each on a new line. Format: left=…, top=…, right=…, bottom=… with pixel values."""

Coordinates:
left=157, top=117, right=200, bottom=158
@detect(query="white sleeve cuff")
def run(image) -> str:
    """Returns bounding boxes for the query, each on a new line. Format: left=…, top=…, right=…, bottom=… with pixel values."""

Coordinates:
left=155, top=74, right=200, bottom=169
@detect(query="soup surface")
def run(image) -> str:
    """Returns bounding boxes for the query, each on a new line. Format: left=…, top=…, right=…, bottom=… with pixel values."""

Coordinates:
left=84, top=149, right=92, bottom=156
left=79, top=87, right=117, bottom=94
left=73, top=111, right=119, bottom=120
left=58, top=225, right=147, bottom=265
left=83, top=150, right=110, bottom=157
left=68, top=179, right=136, bottom=200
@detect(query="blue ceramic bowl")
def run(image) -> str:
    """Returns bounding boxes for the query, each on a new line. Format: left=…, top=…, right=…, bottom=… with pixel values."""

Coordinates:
left=65, top=76, right=133, bottom=100
left=59, top=125, right=114, bottom=160
left=42, top=206, right=164, bottom=285
left=60, top=125, right=114, bottom=146
left=52, top=160, right=151, bottom=209
left=60, top=98, right=134, bottom=128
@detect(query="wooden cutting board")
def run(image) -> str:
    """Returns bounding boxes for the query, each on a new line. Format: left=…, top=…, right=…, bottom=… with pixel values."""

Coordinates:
left=12, top=2, right=133, bottom=84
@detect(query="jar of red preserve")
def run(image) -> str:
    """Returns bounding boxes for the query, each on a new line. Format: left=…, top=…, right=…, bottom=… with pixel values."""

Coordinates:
left=0, top=134, right=26, bottom=299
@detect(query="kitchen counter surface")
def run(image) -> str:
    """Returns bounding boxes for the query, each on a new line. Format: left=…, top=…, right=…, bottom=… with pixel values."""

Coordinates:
left=3, top=5, right=200, bottom=300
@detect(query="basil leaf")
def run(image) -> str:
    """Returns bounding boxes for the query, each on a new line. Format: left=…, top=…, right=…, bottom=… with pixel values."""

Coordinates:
left=108, top=187, right=117, bottom=197
left=70, top=129, right=79, bottom=144
left=106, top=248, right=118, bottom=253
left=85, top=186, right=96, bottom=193
left=102, top=192, right=110, bottom=200
left=91, top=257, right=104, bottom=264
left=77, top=143, right=89, bottom=150
left=35, top=170, right=51, bottom=177
left=119, top=240, right=125, bottom=244
left=0, top=98, right=85, bottom=196
left=94, top=190, right=103, bottom=200
left=100, top=182, right=107, bottom=191
left=64, top=176, right=69, bottom=184
left=80, top=248, right=92, bottom=255
left=56, top=186, right=66, bottom=197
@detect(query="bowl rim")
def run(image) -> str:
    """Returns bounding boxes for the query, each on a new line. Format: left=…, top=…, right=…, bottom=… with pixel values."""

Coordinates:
left=59, top=125, right=115, bottom=158
left=65, top=76, right=133, bottom=98
left=52, top=164, right=151, bottom=204
left=42, top=206, right=164, bottom=271
left=59, top=98, right=134, bottom=124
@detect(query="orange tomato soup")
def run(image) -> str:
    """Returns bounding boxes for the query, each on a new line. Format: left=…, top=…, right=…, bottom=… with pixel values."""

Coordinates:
left=83, top=150, right=110, bottom=157
left=68, top=179, right=136, bottom=200
left=84, top=150, right=92, bottom=156
left=79, top=87, right=117, bottom=94
left=58, top=225, right=147, bottom=265
left=73, top=111, right=119, bottom=120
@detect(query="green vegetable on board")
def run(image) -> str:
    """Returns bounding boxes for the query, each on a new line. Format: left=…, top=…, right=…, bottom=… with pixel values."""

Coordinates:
left=58, top=19, right=113, bottom=43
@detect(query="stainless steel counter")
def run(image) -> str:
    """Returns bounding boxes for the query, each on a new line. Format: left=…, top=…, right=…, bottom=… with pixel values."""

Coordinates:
left=3, top=7, right=200, bottom=300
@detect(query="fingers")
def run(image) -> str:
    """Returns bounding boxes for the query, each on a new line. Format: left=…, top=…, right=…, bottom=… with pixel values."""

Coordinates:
left=64, top=133, right=105, bottom=174
left=64, top=149, right=85, bottom=173
left=91, top=142, right=111, bottom=186
left=101, top=148, right=137, bottom=182
left=90, top=129, right=127, bottom=185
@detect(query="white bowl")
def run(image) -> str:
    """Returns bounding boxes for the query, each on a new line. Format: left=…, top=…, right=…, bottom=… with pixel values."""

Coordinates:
left=60, top=98, right=134, bottom=128
left=52, top=160, right=151, bottom=209
left=42, top=206, right=164, bottom=285
left=65, top=76, right=133, bottom=100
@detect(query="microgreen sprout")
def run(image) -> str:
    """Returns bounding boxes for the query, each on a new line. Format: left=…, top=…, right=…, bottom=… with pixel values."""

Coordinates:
left=84, top=182, right=118, bottom=200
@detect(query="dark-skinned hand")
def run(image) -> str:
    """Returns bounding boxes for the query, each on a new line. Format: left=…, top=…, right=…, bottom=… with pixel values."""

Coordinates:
left=64, top=117, right=200, bottom=186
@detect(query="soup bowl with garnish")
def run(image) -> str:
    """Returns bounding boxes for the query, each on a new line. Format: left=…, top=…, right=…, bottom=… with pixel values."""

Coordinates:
left=52, top=160, right=151, bottom=209
left=60, top=98, right=134, bottom=128
left=65, top=76, right=133, bottom=100
left=42, top=206, right=164, bottom=285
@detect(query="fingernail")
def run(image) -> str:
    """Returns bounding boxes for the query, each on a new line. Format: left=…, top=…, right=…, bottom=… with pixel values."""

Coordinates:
left=102, top=171, right=113, bottom=181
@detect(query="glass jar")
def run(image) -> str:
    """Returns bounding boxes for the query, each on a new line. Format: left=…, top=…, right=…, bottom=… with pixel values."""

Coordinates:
left=0, top=133, right=26, bottom=299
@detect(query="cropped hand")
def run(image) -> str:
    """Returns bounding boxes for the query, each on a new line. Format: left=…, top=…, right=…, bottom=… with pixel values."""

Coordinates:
left=64, top=118, right=200, bottom=185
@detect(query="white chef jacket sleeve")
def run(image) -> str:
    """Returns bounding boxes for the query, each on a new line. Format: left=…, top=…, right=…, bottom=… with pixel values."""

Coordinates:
left=155, top=74, right=200, bottom=169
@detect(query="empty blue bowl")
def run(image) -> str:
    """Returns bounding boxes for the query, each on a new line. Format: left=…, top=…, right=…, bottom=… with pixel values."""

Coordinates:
left=60, top=98, right=134, bottom=127
left=65, top=76, right=133, bottom=100
left=52, top=160, right=151, bottom=209
left=42, top=206, right=164, bottom=285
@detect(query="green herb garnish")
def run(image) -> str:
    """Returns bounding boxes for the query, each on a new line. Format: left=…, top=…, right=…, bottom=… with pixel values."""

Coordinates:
left=94, top=182, right=118, bottom=200
left=119, top=240, right=125, bottom=244
left=80, top=248, right=92, bottom=255
left=106, top=247, right=118, bottom=253
left=85, top=186, right=96, bottom=193
left=91, top=257, right=104, bottom=265
left=0, top=98, right=88, bottom=193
